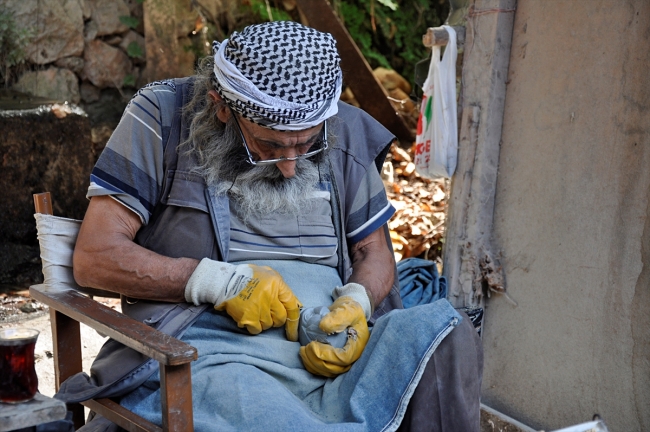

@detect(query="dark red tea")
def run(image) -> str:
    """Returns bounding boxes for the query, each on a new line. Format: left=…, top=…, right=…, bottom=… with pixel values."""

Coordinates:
left=0, top=328, right=39, bottom=403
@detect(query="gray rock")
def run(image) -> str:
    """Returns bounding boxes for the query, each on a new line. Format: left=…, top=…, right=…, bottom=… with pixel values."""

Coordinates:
left=80, top=81, right=101, bottom=103
left=13, top=68, right=81, bottom=104
left=0, top=106, right=93, bottom=287
left=105, top=35, right=123, bottom=46
left=298, top=306, right=349, bottom=349
left=83, top=39, right=132, bottom=88
left=80, top=87, right=130, bottom=129
left=84, top=20, right=99, bottom=42
left=85, top=0, right=131, bottom=36
left=123, top=0, right=144, bottom=33
left=81, top=0, right=92, bottom=20
left=1, top=0, right=84, bottom=65
left=120, top=30, right=146, bottom=60
left=54, top=56, right=85, bottom=74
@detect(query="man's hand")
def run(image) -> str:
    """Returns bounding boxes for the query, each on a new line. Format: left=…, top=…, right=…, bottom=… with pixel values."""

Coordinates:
left=299, top=296, right=370, bottom=377
left=215, top=265, right=302, bottom=340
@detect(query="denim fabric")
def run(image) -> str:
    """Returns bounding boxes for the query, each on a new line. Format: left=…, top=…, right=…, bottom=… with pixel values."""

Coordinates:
left=397, top=258, right=447, bottom=309
left=120, top=260, right=460, bottom=431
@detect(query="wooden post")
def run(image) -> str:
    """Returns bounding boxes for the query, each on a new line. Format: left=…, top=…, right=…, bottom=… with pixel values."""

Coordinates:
left=51, top=310, right=85, bottom=428
left=422, top=26, right=466, bottom=48
left=443, top=0, right=517, bottom=308
left=143, top=0, right=180, bottom=81
left=160, top=363, right=194, bottom=431
left=33, top=192, right=53, bottom=215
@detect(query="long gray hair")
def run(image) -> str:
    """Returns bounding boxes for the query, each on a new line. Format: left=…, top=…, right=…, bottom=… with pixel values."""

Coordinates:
left=179, top=57, right=332, bottom=222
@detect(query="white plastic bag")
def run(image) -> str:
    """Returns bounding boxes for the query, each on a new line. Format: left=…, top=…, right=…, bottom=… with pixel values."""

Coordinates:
left=414, top=25, right=458, bottom=179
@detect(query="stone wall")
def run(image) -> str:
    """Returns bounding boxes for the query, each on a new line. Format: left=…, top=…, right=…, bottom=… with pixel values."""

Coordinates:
left=1, top=0, right=148, bottom=106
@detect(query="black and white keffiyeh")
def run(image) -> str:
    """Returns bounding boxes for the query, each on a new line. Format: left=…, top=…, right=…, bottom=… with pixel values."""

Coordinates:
left=212, top=21, right=342, bottom=131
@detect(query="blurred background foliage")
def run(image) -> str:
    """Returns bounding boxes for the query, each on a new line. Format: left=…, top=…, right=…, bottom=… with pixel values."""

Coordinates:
left=195, top=0, right=449, bottom=90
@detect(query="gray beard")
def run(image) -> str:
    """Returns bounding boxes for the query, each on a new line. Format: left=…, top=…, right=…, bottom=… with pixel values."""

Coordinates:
left=216, top=160, right=321, bottom=223
left=193, top=120, right=323, bottom=223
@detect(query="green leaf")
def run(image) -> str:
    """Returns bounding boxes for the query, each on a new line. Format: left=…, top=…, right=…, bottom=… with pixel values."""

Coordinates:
left=126, top=41, right=143, bottom=58
left=376, top=0, right=398, bottom=11
left=123, top=74, right=136, bottom=88
left=136, top=0, right=144, bottom=3
left=119, top=16, right=140, bottom=29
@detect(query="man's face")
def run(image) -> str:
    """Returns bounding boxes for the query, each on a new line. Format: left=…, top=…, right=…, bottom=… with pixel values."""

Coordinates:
left=211, top=89, right=323, bottom=179
left=235, top=116, right=324, bottom=179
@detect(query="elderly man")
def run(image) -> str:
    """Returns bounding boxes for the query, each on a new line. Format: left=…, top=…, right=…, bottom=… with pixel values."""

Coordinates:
left=63, top=21, right=482, bottom=431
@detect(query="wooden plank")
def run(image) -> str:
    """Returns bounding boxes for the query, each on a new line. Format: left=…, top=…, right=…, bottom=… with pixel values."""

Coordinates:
left=422, top=26, right=466, bottom=47
left=0, top=393, right=67, bottom=432
left=30, top=285, right=197, bottom=366
left=49, top=308, right=85, bottom=428
left=295, top=0, right=414, bottom=143
left=443, top=0, right=517, bottom=308
left=33, top=192, right=53, bottom=215
left=160, top=363, right=193, bottom=431
left=83, top=399, right=162, bottom=432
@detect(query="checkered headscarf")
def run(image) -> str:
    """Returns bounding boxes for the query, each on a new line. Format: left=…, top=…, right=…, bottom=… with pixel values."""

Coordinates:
left=212, top=21, right=342, bottom=131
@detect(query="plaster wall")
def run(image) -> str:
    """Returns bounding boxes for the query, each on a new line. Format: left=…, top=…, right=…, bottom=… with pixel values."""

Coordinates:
left=481, top=1, right=650, bottom=431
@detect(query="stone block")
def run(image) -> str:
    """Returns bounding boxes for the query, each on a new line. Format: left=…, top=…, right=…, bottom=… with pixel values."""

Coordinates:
left=0, top=393, right=67, bottom=431
left=85, top=0, right=130, bottom=36
left=54, top=56, right=85, bottom=74
left=83, top=39, right=132, bottom=89
left=0, top=0, right=84, bottom=65
left=13, top=68, right=81, bottom=105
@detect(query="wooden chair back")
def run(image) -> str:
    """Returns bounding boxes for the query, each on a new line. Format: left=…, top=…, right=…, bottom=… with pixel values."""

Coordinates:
left=30, top=192, right=196, bottom=431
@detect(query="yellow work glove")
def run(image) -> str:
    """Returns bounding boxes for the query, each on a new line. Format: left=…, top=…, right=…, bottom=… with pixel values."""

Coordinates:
left=299, top=296, right=370, bottom=377
left=214, top=265, right=302, bottom=341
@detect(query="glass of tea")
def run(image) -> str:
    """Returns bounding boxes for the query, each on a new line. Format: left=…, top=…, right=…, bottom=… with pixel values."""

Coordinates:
left=0, top=328, right=40, bottom=403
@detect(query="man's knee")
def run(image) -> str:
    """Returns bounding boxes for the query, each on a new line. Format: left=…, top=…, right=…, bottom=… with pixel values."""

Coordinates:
left=399, top=311, right=483, bottom=432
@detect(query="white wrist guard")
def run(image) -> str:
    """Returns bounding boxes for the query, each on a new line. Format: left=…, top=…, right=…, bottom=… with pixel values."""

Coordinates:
left=332, top=283, right=373, bottom=320
left=184, top=259, right=253, bottom=306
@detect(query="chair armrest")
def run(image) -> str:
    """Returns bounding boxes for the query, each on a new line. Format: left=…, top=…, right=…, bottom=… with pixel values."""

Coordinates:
left=29, top=284, right=197, bottom=366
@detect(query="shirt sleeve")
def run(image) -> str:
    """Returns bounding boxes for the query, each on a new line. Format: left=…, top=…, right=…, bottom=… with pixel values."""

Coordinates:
left=87, top=84, right=176, bottom=224
left=345, top=165, right=395, bottom=244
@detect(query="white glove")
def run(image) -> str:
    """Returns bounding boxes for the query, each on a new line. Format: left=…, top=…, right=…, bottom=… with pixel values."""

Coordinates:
left=184, top=258, right=253, bottom=306
left=331, top=283, right=373, bottom=320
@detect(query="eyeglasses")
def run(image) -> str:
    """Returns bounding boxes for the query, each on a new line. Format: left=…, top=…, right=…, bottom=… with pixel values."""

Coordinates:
left=232, top=115, right=328, bottom=166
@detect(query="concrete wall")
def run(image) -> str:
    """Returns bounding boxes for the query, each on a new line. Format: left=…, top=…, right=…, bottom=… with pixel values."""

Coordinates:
left=481, top=1, right=650, bottom=431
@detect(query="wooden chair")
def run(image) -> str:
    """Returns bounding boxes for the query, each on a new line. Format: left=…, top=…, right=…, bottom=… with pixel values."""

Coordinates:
left=30, top=192, right=197, bottom=432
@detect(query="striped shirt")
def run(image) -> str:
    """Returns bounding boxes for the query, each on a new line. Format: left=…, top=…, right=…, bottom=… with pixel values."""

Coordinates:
left=88, top=83, right=395, bottom=264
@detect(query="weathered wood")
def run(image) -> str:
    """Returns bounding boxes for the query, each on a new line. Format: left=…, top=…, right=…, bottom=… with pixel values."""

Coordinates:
left=49, top=308, right=85, bottom=428
left=83, top=398, right=163, bottom=432
left=295, top=0, right=414, bottom=143
left=0, top=393, right=67, bottom=432
left=33, top=192, right=53, bottom=215
left=160, top=363, right=193, bottom=431
left=422, top=26, right=467, bottom=48
left=30, top=285, right=197, bottom=366
left=443, top=0, right=517, bottom=308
